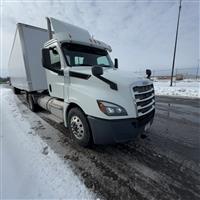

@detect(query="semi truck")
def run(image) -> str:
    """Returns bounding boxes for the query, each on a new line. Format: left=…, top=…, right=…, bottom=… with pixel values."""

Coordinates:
left=8, top=17, right=155, bottom=147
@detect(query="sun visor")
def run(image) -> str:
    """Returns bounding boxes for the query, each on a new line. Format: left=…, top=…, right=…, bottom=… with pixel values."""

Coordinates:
left=49, top=17, right=112, bottom=52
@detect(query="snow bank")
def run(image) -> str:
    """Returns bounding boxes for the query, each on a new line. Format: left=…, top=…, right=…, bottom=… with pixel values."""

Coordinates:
left=153, top=79, right=200, bottom=98
left=1, top=87, right=94, bottom=199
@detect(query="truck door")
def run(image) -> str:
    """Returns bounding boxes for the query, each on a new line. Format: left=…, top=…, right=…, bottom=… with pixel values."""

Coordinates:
left=45, top=45, right=64, bottom=99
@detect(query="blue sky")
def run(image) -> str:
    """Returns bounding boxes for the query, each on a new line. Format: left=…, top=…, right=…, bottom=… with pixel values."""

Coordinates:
left=1, top=0, right=199, bottom=77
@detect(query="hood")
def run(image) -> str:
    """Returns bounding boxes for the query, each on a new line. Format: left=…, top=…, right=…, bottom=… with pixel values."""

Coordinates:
left=103, top=68, right=151, bottom=87
left=70, top=67, right=152, bottom=87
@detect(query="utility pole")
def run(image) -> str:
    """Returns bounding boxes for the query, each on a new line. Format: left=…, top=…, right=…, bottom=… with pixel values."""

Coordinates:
left=170, top=0, right=182, bottom=86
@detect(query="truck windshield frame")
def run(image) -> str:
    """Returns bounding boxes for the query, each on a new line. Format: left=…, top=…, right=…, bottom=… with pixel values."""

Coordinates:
left=61, top=43, right=113, bottom=68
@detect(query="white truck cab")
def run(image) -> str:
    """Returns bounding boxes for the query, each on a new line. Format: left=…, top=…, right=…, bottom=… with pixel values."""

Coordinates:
left=9, top=17, right=155, bottom=147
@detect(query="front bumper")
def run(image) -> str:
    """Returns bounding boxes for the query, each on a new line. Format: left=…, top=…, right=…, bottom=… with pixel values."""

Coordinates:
left=87, top=109, right=155, bottom=144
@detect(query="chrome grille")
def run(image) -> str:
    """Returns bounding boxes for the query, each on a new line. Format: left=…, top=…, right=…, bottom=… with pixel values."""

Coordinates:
left=137, top=99, right=152, bottom=107
left=133, top=85, right=153, bottom=93
left=133, top=84, right=155, bottom=116
left=135, top=92, right=153, bottom=100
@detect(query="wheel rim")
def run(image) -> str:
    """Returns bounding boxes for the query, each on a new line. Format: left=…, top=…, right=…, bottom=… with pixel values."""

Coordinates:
left=70, top=116, right=85, bottom=140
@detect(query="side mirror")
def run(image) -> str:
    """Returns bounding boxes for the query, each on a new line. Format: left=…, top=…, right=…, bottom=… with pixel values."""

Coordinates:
left=146, top=69, right=152, bottom=79
left=114, top=58, right=118, bottom=68
left=92, top=66, right=103, bottom=76
left=42, top=48, right=51, bottom=68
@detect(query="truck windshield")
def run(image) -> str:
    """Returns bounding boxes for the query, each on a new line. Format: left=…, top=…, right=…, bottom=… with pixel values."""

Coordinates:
left=62, top=43, right=113, bottom=67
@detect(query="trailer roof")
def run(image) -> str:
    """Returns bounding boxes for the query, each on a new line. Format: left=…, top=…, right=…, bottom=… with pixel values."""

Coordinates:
left=17, top=23, right=47, bottom=32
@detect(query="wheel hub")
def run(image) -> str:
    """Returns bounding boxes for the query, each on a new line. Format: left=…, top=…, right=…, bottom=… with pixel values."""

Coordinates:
left=70, top=116, right=84, bottom=140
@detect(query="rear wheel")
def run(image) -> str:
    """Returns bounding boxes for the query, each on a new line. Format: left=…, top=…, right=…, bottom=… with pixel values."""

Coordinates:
left=13, top=87, right=21, bottom=94
left=27, top=93, right=37, bottom=112
left=68, top=108, right=92, bottom=147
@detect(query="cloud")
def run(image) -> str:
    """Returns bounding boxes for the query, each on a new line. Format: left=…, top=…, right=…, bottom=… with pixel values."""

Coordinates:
left=1, top=0, right=199, bottom=77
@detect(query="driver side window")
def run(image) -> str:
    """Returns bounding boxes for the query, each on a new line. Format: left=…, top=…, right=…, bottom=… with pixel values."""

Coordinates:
left=97, top=56, right=109, bottom=65
left=49, top=47, right=61, bottom=69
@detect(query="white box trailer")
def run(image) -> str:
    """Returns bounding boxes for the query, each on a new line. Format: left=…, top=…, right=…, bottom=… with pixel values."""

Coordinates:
left=8, top=23, right=48, bottom=92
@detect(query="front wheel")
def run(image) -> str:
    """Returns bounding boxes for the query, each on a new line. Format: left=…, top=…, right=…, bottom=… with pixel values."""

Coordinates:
left=68, top=108, right=92, bottom=147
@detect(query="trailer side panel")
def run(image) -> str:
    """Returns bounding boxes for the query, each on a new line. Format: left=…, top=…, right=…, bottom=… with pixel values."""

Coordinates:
left=22, top=24, right=48, bottom=91
left=8, top=23, right=49, bottom=92
left=8, top=29, right=29, bottom=91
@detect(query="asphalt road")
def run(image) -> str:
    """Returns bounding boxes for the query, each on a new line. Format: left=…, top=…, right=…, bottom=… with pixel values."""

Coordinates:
left=9, top=85, right=200, bottom=200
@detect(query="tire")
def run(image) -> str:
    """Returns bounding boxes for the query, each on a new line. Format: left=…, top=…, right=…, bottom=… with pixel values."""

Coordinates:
left=27, top=93, right=37, bottom=112
left=68, top=108, right=92, bottom=147
left=13, top=87, right=21, bottom=94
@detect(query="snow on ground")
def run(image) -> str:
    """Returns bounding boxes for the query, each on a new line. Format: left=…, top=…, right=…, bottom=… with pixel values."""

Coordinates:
left=153, top=79, right=200, bottom=98
left=0, top=86, right=95, bottom=199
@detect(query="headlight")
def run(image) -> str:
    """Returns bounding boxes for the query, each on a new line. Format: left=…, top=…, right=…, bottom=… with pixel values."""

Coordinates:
left=97, top=100, right=127, bottom=116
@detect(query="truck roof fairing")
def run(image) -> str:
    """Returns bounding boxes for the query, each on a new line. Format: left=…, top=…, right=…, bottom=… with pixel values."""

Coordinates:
left=49, top=17, right=112, bottom=52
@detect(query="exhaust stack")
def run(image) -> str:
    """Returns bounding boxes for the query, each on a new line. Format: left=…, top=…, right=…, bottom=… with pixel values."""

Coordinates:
left=46, top=17, right=53, bottom=40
